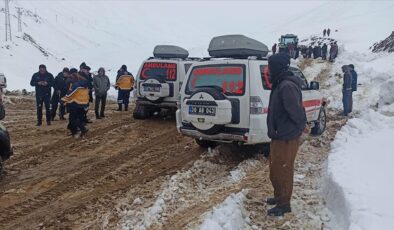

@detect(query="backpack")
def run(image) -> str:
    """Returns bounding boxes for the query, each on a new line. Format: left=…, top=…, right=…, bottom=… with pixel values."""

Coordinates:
left=351, top=70, right=358, bottom=91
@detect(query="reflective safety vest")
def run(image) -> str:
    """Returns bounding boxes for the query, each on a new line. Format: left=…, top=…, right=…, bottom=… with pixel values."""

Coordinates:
left=116, top=75, right=134, bottom=90
left=62, top=87, right=89, bottom=105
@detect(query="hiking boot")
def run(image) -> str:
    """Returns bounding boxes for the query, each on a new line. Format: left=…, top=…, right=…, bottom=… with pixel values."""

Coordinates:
left=47, top=121, right=51, bottom=126
left=267, top=204, right=291, bottom=217
left=124, top=106, right=128, bottom=111
left=100, top=114, right=105, bottom=118
left=96, top=116, right=102, bottom=119
left=81, top=128, right=89, bottom=137
left=117, top=104, right=122, bottom=111
left=36, top=121, right=42, bottom=126
left=265, top=197, right=278, bottom=205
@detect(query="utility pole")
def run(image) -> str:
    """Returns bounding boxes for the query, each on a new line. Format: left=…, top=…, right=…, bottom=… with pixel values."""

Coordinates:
left=16, top=7, right=23, bottom=32
left=4, top=0, right=12, bottom=41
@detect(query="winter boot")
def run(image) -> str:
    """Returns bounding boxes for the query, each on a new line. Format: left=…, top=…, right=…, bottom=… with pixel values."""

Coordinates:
left=124, top=105, right=128, bottom=111
left=265, top=197, right=278, bottom=205
left=267, top=204, right=291, bottom=217
left=47, top=120, right=51, bottom=126
left=36, top=121, right=42, bottom=126
left=117, top=104, right=122, bottom=111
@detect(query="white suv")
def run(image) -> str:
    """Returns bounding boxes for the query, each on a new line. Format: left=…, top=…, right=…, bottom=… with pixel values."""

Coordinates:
left=133, top=45, right=200, bottom=119
left=176, top=35, right=327, bottom=150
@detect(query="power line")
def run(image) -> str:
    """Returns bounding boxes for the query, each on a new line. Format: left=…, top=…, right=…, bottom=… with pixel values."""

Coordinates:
left=4, top=0, right=12, bottom=41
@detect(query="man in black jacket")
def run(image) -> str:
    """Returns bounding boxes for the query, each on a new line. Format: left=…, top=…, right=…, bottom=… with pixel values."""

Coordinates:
left=266, top=53, right=307, bottom=216
left=30, top=64, right=54, bottom=126
left=51, top=67, right=69, bottom=120
left=341, top=65, right=353, bottom=116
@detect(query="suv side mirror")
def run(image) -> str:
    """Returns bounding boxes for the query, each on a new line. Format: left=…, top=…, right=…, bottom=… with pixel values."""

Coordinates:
left=310, top=81, right=320, bottom=90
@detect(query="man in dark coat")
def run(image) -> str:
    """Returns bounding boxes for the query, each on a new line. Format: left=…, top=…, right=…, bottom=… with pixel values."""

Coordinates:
left=51, top=67, right=69, bottom=120
left=307, top=45, right=313, bottom=59
left=321, top=44, right=328, bottom=60
left=79, top=65, right=93, bottom=123
left=272, top=43, right=277, bottom=55
left=341, top=65, right=353, bottom=116
left=93, top=67, right=111, bottom=119
left=30, top=64, right=54, bottom=126
left=323, top=29, right=327, bottom=36
left=266, top=53, right=307, bottom=216
left=116, top=65, right=133, bottom=111
left=327, top=28, right=331, bottom=36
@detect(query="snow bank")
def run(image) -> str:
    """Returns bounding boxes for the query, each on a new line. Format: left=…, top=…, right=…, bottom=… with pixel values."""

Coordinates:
left=326, top=110, right=394, bottom=230
left=199, top=190, right=250, bottom=230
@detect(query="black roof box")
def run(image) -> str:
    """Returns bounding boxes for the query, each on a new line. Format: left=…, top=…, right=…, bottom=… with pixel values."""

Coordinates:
left=153, top=45, right=189, bottom=59
left=208, top=34, right=269, bottom=58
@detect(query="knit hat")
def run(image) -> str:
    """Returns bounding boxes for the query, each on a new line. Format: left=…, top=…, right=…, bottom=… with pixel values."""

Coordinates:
left=121, top=65, right=127, bottom=71
left=268, top=53, right=290, bottom=77
left=39, top=64, right=46, bottom=69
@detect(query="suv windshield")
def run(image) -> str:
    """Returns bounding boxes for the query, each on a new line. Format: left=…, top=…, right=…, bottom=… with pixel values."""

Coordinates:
left=140, top=62, right=177, bottom=81
left=186, top=64, right=246, bottom=96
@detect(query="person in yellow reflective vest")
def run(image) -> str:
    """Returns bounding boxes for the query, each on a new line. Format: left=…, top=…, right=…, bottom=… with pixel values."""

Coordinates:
left=62, top=68, right=89, bottom=138
left=115, top=65, right=134, bottom=111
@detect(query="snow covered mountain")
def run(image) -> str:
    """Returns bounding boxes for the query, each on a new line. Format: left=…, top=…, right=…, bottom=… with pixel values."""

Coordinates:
left=1, top=0, right=394, bottom=91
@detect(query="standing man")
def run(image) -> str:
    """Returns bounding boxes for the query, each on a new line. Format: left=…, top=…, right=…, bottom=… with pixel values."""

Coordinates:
left=341, top=65, right=353, bottom=116
left=62, top=70, right=89, bottom=138
left=321, top=43, right=328, bottom=60
left=272, top=43, right=277, bottom=55
left=266, top=53, right=307, bottom=216
left=115, top=65, right=134, bottom=111
left=323, top=29, right=327, bottom=36
left=51, top=67, right=69, bottom=120
left=93, top=68, right=110, bottom=119
left=79, top=65, right=93, bottom=123
left=327, top=28, right=331, bottom=36
left=30, top=64, right=54, bottom=126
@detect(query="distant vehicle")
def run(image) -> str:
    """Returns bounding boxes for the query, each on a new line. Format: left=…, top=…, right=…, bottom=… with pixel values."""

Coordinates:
left=176, top=35, right=327, bottom=151
left=133, top=45, right=200, bottom=119
left=0, top=74, right=11, bottom=175
left=278, top=34, right=299, bottom=53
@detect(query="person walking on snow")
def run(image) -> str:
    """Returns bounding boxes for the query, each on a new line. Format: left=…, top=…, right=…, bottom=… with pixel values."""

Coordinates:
left=272, top=43, right=277, bottom=55
left=348, top=64, right=357, bottom=113
left=327, top=28, right=331, bottom=36
left=341, top=65, right=353, bottom=116
left=93, top=68, right=110, bottom=119
left=51, top=67, right=69, bottom=120
left=266, top=53, right=307, bottom=216
left=323, top=29, right=327, bottom=36
left=30, top=64, right=54, bottom=126
left=115, top=65, right=134, bottom=111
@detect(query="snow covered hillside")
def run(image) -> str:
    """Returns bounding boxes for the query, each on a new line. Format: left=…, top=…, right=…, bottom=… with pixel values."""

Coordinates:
left=1, top=1, right=394, bottom=91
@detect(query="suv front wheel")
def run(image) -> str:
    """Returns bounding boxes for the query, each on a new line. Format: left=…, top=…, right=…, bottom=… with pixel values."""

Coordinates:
left=311, top=107, right=326, bottom=136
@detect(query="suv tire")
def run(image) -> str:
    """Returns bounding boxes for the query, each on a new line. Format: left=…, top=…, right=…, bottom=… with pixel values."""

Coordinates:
left=190, top=87, right=227, bottom=135
left=195, top=139, right=218, bottom=148
left=133, top=103, right=150, bottom=120
left=311, top=108, right=326, bottom=136
left=142, top=77, right=165, bottom=104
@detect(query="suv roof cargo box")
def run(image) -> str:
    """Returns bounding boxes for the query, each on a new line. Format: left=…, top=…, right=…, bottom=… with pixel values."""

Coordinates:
left=208, top=35, right=269, bottom=58
left=153, top=45, right=189, bottom=59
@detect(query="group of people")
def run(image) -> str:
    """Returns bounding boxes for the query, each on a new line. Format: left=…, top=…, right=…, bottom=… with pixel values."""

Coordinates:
left=272, top=42, right=339, bottom=61
left=30, top=63, right=135, bottom=138
left=300, top=41, right=338, bottom=61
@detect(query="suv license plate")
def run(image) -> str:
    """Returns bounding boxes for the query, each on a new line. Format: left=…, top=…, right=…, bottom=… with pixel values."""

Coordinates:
left=188, top=106, right=216, bottom=116
left=144, top=86, right=160, bottom=92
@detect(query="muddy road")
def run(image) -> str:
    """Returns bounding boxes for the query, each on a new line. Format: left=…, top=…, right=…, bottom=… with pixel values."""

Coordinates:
left=1, top=60, right=346, bottom=230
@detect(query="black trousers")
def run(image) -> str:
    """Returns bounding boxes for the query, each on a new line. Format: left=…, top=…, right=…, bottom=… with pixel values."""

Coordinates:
left=36, top=94, right=51, bottom=122
left=117, top=90, right=130, bottom=108
left=342, top=90, right=353, bottom=116
left=68, top=107, right=86, bottom=135
left=51, top=91, right=65, bottom=118
left=95, top=94, right=107, bottom=117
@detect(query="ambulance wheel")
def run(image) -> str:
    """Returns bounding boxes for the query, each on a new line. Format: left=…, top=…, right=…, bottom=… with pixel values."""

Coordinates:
left=195, top=139, right=218, bottom=148
left=133, top=103, right=150, bottom=120
left=311, top=108, right=326, bottom=136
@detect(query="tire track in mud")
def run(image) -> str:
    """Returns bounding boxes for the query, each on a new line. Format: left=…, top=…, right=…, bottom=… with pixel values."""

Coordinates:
left=0, top=126, right=178, bottom=228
